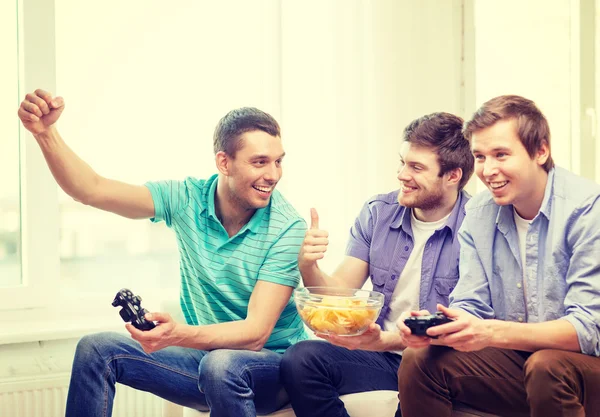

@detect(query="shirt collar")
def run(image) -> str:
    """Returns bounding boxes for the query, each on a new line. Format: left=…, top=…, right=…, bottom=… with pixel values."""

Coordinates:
left=389, top=190, right=468, bottom=238
left=206, top=176, right=267, bottom=235
left=496, top=167, right=555, bottom=230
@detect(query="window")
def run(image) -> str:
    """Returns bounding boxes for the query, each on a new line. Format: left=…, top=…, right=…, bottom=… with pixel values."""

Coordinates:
left=0, top=0, right=21, bottom=289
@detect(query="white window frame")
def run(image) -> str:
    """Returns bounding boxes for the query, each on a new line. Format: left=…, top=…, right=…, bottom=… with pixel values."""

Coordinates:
left=1, top=0, right=60, bottom=311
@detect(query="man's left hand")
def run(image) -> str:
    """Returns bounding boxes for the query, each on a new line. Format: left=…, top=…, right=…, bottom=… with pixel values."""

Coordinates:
left=126, top=312, right=185, bottom=353
left=317, top=322, right=387, bottom=351
left=426, top=304, right=494, bottom=352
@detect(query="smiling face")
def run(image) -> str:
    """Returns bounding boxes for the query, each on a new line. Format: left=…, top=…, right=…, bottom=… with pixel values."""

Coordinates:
left=219, top=130, right=284, bottom=211
left=471, top=119, right=549, bottom=219
left=397, top=142, right=446, bottom=211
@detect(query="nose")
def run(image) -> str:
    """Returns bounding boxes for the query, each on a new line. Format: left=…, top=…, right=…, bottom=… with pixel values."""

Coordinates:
left=397, top=164, right=410, bottom=182
left=264, top=162, right=281, bottom=183
left=482, top=158, right=498, bottom=178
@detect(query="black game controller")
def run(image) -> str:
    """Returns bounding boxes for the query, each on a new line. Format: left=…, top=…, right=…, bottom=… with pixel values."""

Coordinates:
left=404, top=312, right=453, bottom=337
left=111, top=288, right=156, bottom=331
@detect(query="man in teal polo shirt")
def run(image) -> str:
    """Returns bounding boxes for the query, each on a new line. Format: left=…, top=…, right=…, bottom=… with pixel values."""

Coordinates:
left=17, top=89, right=308, bottom=417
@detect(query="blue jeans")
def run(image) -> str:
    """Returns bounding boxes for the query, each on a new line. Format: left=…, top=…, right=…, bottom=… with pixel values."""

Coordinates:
left=65, top=332, right=288, bottom=417
left=280, top=340, right=402, bottom=417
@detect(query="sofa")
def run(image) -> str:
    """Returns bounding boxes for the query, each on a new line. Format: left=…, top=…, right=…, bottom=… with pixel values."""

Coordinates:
left=161, top=299, right=501, bottom=417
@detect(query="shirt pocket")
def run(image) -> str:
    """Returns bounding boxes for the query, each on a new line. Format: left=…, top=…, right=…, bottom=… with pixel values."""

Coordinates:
left=433, top=275, right=459, bottom=306
left=370, top=265, right=389, bottom=294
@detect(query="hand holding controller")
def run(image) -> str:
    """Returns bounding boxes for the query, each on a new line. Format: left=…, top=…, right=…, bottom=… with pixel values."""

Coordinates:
left=111, top=288, right=156, bottom=331
left=403, top=311, right=453, bottom=338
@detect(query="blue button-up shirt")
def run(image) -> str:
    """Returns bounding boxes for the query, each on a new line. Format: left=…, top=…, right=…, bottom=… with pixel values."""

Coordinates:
left=450, top=167, right=600, bottom=356
left=346, top=190, right=470, bottom=326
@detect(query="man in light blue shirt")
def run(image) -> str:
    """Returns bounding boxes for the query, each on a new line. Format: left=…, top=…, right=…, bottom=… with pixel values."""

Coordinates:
left=18, top=89, right=307, bottom=417
left=398, top=95, right=600, bottom=417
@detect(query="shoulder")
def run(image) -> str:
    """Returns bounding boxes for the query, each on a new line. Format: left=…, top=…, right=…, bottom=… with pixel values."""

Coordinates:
left=552, top=167, right=600, bottom=208
left=265, top=190, right=307, bottom=233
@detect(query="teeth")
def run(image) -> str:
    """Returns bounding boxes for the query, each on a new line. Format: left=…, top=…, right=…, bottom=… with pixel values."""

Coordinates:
left=489, top=181, right=508, bottom=189
left=254, top=185, right=272, bottom=193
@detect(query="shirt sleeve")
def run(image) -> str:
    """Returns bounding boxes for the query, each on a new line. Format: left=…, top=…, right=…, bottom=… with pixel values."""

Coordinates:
left=144, top=180, right=190, bottom=227
left=345, top=201, right=373, bottom=263
left=449, top=219, right=495, bottom=319
left=257, top=219, right=307, bottom=288
left=560, top=196, right=600, bottom=356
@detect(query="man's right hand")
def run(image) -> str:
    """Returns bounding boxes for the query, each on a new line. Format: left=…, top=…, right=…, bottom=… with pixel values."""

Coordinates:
left=397, top=310, right=433, bottom=349
left=18, top=89, right=65, bottom=135
left=298, top=208, right=329, bottom=268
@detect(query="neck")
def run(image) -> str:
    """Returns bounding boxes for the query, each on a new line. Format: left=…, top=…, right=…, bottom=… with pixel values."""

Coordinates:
left=514, top=169, right=549, bottom=220
left=413, top=191, right=459, bottom=222
left=215, top=177, right=255, bottom=236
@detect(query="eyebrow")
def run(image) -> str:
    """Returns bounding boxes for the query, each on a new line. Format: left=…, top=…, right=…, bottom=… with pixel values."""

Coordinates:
left=250, top=152, right=286, bottom=160
left=472, top=147, right=511, bottom=154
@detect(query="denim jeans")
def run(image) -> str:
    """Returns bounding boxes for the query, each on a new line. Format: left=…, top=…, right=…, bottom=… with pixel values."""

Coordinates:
left=65, top=332, right=288, bottom=417
left=280, top=340, right=402, bottom=417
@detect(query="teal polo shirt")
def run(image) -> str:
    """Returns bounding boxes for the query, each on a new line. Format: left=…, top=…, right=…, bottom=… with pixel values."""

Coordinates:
left=145, top=174, right=309, bottom=352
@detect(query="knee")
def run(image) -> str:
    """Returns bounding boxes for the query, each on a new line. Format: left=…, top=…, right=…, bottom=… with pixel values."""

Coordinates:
left=524, top=350, right=570, bottom=394
left=199, top=350, right=239, bottom=385
left=524, top=350, right=563, bottom=383
left=73, top=332, right=115, bottom=366
left=281, top=341, right=329, bottom=381
left=398, top=347, right=447, bottom=393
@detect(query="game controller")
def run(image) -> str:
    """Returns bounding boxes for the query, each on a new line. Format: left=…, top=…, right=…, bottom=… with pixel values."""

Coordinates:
left=111, top=288, right=156, bottom=331
left=403, top=311, right=453, bottom=337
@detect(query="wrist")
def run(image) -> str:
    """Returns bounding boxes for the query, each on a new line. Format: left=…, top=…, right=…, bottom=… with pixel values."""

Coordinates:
left=34, top=126, right=60, bottom=147
left=489, top=319, right=510, bottom=348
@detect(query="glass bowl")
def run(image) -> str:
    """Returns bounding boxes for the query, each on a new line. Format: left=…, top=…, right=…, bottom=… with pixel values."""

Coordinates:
left=294, top=286, right=384, bottom=336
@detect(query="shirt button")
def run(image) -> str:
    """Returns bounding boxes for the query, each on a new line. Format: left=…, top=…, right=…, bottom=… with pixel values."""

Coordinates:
left=517, top=283, right=522, bottom=289
left=391, top=275, right=397, bottom=280
left=518, top=317, right=524, bottom=322
left=404, top=246, right=409, bottom=251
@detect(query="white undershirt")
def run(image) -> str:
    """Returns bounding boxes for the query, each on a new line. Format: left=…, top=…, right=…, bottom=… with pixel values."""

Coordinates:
left=383, top=210, right=451, bottom=335
left=513, top=208, right=531, bottom=311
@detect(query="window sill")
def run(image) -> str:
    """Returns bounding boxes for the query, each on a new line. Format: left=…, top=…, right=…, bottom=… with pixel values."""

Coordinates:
left=0, top=287, right=179, bottom=345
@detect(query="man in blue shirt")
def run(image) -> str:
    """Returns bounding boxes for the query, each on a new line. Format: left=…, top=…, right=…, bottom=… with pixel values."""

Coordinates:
left=17, top=89, right=307, bottom=417
left=281, top=112, right=474, bottom=417
left=398, top=95, right=600, bottom=417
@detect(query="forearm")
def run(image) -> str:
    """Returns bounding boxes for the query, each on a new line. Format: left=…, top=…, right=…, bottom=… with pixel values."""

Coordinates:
left=176, top=319, right=272, bottom=352
left=299, top=261, right=344, bottom=287
left=490, top=319, right=581, bottom=353
left=34, top=126, right=102, bottom=204
left=380, top=330, right=406, bottom=351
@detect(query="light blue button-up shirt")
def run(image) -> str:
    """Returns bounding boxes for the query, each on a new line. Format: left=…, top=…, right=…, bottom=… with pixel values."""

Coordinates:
left=450, top=167, right=600, bottom=356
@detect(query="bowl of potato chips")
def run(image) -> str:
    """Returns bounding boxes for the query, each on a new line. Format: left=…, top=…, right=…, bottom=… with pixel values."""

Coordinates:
left=294, top=287, right=384, bottom=336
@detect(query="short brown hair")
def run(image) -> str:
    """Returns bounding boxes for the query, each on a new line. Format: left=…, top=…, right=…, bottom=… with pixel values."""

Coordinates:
left=213, top=107, right=280, bottom=156
left=404, top=112, right=474, bottom=190
left=463, top=95, right=554, bottom=171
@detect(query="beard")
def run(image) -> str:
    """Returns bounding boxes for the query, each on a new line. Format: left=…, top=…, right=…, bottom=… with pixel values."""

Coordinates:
left=399, top=184, right=445, bottom=211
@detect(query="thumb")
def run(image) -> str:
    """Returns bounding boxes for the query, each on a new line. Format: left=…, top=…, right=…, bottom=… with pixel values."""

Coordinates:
left=145, top=311, right=170, bottom=323
left=50, top=96, right=65, bottom=110
left=437, top=304, right=459, bottom=319
left=310, top=208, right=319, bottom=229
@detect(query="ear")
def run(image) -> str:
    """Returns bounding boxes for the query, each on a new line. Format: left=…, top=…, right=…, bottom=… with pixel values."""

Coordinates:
left=535, top=141, right=550, bottom=167
left=215, top=151, right=231, bottom=176
left=445, top=167, right=463, bottom=188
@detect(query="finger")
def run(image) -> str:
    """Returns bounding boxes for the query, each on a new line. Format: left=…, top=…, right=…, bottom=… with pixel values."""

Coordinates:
left=18, top=107, right=39, bottom=122
left=303, top=235, right=329, bottom=245
left=21, top=100, right=43, bottom=118
left=34, top=89, right=54, bottom=104
left=302, top=245, right=328, bottom=254
left=310, top=208, right=319, bottom=230
left=437, top=304, right=460, bottom=319
left=126, top=323, right=144, bottom=338
left=50, top=96, right=65, bottom=110
left=301, top=253, right=325, bottom=261
left=427, top=319, right=467, bottom=337
left=145, top=311, right=169, bottom=323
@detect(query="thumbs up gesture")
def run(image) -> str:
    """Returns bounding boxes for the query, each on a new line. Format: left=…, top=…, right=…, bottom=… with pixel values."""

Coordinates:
left=299, top=208, right=330, bottom=268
